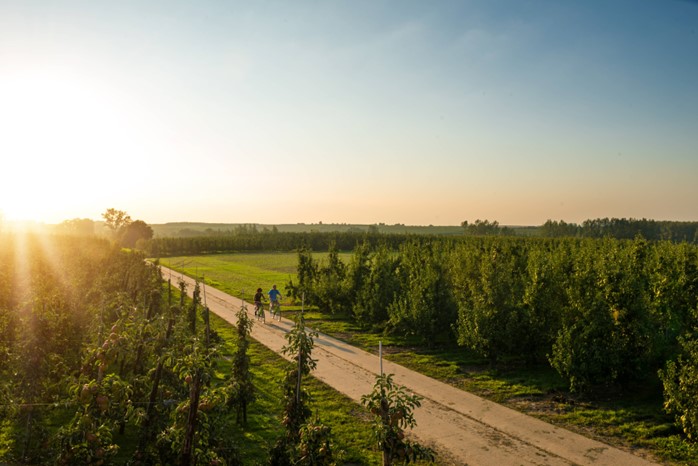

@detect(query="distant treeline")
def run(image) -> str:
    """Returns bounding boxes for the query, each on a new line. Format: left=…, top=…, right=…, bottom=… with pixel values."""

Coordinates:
left=150, top=222, right=464, bottom=238
left=541, top=218, right=698, bottom=242
left=144, top=231, right=414, bottom=256
left=145, top=217, right=697, bottom=256
left=146, top=218, right=698, bottom=244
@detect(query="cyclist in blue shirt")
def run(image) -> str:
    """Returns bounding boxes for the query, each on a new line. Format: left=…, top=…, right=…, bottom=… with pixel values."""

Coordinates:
left=268, top=284, right=283, bottom=320
left=268, top=284, right=282, bottom=304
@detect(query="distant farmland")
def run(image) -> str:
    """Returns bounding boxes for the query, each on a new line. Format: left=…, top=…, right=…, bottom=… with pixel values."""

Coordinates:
left=149, top=221, right=540, bottom=238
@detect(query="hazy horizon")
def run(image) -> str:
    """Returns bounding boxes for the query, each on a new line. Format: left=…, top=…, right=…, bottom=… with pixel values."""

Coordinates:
left=3, top=216, right=696, bottom=231
left=1, top=0, right=696, bottom=226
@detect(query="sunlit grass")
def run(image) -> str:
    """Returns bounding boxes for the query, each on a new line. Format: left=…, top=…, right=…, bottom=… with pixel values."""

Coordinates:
left=159, top=252, right=351, bottom=305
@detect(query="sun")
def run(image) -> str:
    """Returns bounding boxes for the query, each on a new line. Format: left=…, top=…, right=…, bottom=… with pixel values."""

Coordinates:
left=0, top=66, right=150, bottom=223
left=0, top=68, right=102, bottom=221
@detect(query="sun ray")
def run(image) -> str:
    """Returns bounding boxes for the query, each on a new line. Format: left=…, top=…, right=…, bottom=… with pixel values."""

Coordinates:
left=11, top=230, right=31, bottom=308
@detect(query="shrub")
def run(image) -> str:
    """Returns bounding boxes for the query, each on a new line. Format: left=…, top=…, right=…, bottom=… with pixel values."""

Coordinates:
left=660, top=316, right=698, bottom=441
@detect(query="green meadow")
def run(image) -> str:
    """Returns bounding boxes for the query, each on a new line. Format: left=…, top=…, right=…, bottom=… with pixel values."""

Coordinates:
left=159, top=252, right=351, bottom=306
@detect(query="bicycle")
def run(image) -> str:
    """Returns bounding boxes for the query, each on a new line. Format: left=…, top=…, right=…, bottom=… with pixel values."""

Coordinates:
left=269, top=300, right=281, bottom=321
left=254, top=301, right=265, bottom=323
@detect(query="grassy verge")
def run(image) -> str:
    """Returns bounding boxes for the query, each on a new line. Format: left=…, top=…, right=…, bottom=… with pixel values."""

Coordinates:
left=162, top=253, right=698, bottom=466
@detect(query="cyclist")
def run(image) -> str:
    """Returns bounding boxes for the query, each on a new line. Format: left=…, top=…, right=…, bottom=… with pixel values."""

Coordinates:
left=253, top=287, right=265, bottom=321
left=268, top=284, right=282, bottom=319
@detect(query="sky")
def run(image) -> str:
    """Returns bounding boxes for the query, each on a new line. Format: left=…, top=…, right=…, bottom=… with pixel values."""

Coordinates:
left=1, top=0, right=696, bottom=226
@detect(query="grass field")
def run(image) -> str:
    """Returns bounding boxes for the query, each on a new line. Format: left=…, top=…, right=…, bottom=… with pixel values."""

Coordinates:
left=159, top=252, right=351, bottom=307
left=163, top=252, right=698, bottom=466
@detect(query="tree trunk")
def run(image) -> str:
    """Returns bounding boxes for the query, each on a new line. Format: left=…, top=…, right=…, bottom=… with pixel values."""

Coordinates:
left=181, top=369, right=202, bottom=466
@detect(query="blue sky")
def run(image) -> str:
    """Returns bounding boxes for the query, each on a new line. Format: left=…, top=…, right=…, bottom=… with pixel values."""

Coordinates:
left=1, top=0, right=696, bottom=225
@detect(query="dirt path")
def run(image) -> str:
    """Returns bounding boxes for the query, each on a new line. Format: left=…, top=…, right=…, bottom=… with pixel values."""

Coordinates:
left=163, top=266, right=660, bottom=466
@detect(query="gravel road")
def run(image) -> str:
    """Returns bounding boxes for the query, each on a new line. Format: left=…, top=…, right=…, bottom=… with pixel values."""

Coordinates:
left=162, top=266, right=660, bottom=466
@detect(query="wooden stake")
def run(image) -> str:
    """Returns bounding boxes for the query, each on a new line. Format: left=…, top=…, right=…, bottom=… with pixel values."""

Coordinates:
left=379, top=341, right=383, bottom=377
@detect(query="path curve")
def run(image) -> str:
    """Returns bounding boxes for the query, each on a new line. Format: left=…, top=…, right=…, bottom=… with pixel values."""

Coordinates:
left=162, top=266, right=660, bottom=466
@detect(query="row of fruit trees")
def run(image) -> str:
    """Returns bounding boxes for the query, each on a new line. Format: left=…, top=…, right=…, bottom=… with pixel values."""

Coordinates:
left=0, top=232, right=435, bottom=465
left=288, top=236, right=698, bottom=440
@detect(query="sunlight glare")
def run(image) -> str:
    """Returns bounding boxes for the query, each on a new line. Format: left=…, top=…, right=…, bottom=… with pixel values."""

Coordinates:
left=0, top=67, right=156, bottom=222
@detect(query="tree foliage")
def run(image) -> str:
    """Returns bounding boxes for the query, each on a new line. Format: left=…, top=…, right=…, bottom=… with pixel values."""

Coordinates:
left=453, top=239, right=531, bottom=362
left=361, top=374, right=434, bottom=465
left=270, top=312, right=337, bottom=465
left=542, top=217, right=698, bottom=242
left=228, top=303, right=255, bottom=425
left=387, top=241, right=456, bottom=345
left=121, top=220, right=154, bottom=248
left=461, top=219, right=515, bottom=236
left=101, top=208, right=153, bottom=248
left=279, top=312, right=318, bottom=441
left=294, top=235, right=698, bottom=407
left=102, top=208, right=132, bottom=235
left=56, top=218, right=96, bottom=236
left=0, top=234, right=245, bottom=465
left=351, top=242, right=399, bottom=328
left=660, top=307, right=698, bottom=441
